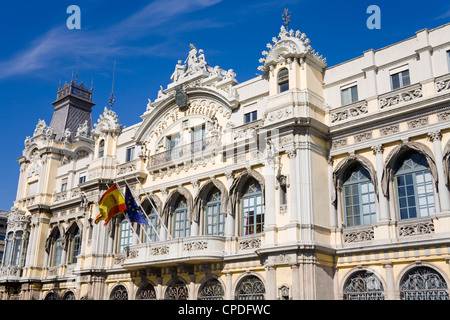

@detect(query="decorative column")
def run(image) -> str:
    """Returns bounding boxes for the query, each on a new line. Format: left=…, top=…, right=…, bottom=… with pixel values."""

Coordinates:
left=190, top=180, right=199, bottom=236
left=290, top=264, right=301, bottom=300
left=225, top=271, right=232, bottom=300
left=160, top=188, right=168, bottom=241
left=372, top=145, right=390, bottom=221
left=265, top=265, right=277, bottom=300
left=189, top=273, right=196, bottom=300
left=428, top=131, right=450, bottom=211
left=225, top=171, right=235, bottom=238
left=383, top=262, right=395, bottom=300
left=264, top=144, right=277, bottom=245
left=327, top=157, right=337, bottom=228
left=287, top=148, right=299, bottom=223
left=297, top=134, right=314, bottom=242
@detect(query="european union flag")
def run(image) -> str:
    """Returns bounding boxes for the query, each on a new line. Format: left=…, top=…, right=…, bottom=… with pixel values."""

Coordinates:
left=125, top=185, right=149, bottom=225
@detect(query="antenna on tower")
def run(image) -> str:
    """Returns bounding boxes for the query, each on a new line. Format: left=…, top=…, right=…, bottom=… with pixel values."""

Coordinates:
left=108, top=60, right=117, bottom=108
left=75, top=63, right=79, bottom=83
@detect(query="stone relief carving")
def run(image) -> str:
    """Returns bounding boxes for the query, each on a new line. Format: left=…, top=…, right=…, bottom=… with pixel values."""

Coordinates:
left=239, top=237, right=261, bottom=250
left=343, top=229, right=374, bottom=243
left=93, top=107, right=123, bottom=137
left=183, top=241, right=208, bottom=251
left=379, top=124, right=400, bottom=136
left=331, top=138, right=347, bottom=149
left=379, top=87, right=422, bottom=108
left=76, top=120, right=91, bottom=138
left=331, top=103, right=368, bottom=123
left=398, top=221, right=434, bottom=237
left=436, top=78, right=450, bottom=92
left=407, top=117, right=428, bottom=129
left=354, top=132, right=373, bottom=143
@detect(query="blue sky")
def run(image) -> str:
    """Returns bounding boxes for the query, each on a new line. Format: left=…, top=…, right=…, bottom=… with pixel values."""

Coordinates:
left=0, top=0, right=449, bottom=211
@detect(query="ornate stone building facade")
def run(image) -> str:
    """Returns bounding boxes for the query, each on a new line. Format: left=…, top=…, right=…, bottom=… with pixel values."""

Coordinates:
left=1, top=23, right=450, bottom=300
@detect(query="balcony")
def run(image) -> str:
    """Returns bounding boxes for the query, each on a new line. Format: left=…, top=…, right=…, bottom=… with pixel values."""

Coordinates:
left=121, top=235, right=226, bottom=269
left=149, top=136, right=219, bottom=167
left=116, top=158, right=147, bottom=180
left=0, top=266, right=22, bottom=281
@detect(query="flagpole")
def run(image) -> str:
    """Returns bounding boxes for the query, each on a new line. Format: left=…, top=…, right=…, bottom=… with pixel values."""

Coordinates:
left=134, top=176, right=172, bottom=240
left=106, top=183, right=143, bottom=245
left=120, top=179, right=160, bottom=242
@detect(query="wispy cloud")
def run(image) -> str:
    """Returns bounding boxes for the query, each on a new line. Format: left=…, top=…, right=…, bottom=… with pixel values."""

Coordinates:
left=0, top=0, right=223, bottom=80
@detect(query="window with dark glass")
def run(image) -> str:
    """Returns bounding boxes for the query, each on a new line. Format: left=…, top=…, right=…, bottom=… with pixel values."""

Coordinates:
left=244, top=111, right=257, bottom=124
left=98, top=140, right=105, bottom=158
left=390, top=70, right=410, bottom=90
left=126, top=147, right=135, bottom=162
left=277, top=68, right=289, bottom=93
left=118, top=220, right=132, bottom=253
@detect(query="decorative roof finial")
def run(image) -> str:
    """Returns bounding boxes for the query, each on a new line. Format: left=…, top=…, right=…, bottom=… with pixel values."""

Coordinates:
left=108, top=60, right=117, bottom=108
left=282, top=8, right=291, bottom=30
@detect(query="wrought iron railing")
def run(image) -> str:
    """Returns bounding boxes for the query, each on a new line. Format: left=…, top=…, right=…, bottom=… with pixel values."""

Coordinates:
left=149, top=135, right=218, bottom=166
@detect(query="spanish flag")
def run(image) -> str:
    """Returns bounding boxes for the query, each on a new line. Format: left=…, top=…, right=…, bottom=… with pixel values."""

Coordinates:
left=95, top=184, right=127, bottom=225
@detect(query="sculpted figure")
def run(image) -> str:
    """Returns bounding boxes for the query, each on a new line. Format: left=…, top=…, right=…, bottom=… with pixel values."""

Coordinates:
left=170, top=60, right=187, bottom=82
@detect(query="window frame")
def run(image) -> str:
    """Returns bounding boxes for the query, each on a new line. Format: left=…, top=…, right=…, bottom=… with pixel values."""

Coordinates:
left=342, top=166, right=376, bottom=228
left=125, top=146, right=135, bottom=162
left=241, top=180, right=264, bottom=236
left=340, top=85, right=358, bottom=106
left=244, top=111, right=257, bottom=124
left=390, top=69, right=411, bottom=90
left=117, top=220, right=132, bottom=253
left=205, top=190, right=224, bottom=236
left=172, top=198, right=190, bottom=238
left=394, top=153, right=435, bottom=220
left=98, top=140, right=105, bottom=158
left=277, top=68, right=289, bottom=93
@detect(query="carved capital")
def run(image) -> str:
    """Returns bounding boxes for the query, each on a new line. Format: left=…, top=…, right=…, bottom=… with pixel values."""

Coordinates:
left=428, top=130, right=442, bottom=142
left=371, top=144, right=384, bottom=155
left=286, top=148, right=297, bottom=159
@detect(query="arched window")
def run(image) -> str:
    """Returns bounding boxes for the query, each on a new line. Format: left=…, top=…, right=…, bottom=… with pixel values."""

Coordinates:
left=400, top=266, right=448, bottom=300
left=143, top=201, right=159, bottom=242
left=198, top=278, right=224, bottom=300
left=44, top=291, right=59, bottom=300
left=98, top=140, right=105, bottom=158
left=51, top=232, right=63, bottom=267
left=343, top=164, right=376, bottom=227
left=343, top=270, right=384, bottom=300
left=236, top=275, right=265, bottom=300
left=136, top=283, right=157, bottom=300
left=165, top=280, right=188, bottom=300
left=173, top=197, right=190, bottom=238
left=277, top=68, right=289, bottom=93
left=69, top=228, right=81, bottom=264
left=241, top=180, right=264, bottom=236
left=118, top=220, right=132, bottom=253
left=395, top=152, right=435, bottom=220
left=205, top=189, right=224, bottom=236
left=110, top=285, right=128, bottom=300
left=62, top=291, right=76, bottom=300
left=3, top=232, right=13, bottom=267
left=11, top=231, right=23, bottom=267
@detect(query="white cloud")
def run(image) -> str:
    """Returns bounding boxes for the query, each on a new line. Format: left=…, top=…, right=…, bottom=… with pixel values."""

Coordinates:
left=0, top=0, right=223, bottom=80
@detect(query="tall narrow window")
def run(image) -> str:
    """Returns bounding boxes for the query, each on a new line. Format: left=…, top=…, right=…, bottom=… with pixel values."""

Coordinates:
left=61, top=178, right=68, bottom=192
left=341, top=85, right=358, bottom=106
left=447, top=50, right=450, bottom=72
left=52, top=235, right=63, bottom=267
left=205, top=189, right=224, bottom=236
left=241, top=180, right=264, bottom=235
left=173, top=197, right=190, bottom=238
left=98, top=140, right=105, bottom=158
left=343, top=165, right=376, bottom=227
left=390, top=70, right=410, bottom=90
left=277, top=68, right=289, bottom=93
left=11, top=231, right=23, bottom=267
left=395, top=152, right=435, bottom=220
left=3, top=233, right=13, bottom=267
left=144, top=204, right=160, bottom=242
left=126, top=147, right=135, bottom=162
left=70, top=229, right=81, bottom=264
left=118, top=220, right=132, bottom=253
left=192, top=124, right=206, bottom=153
